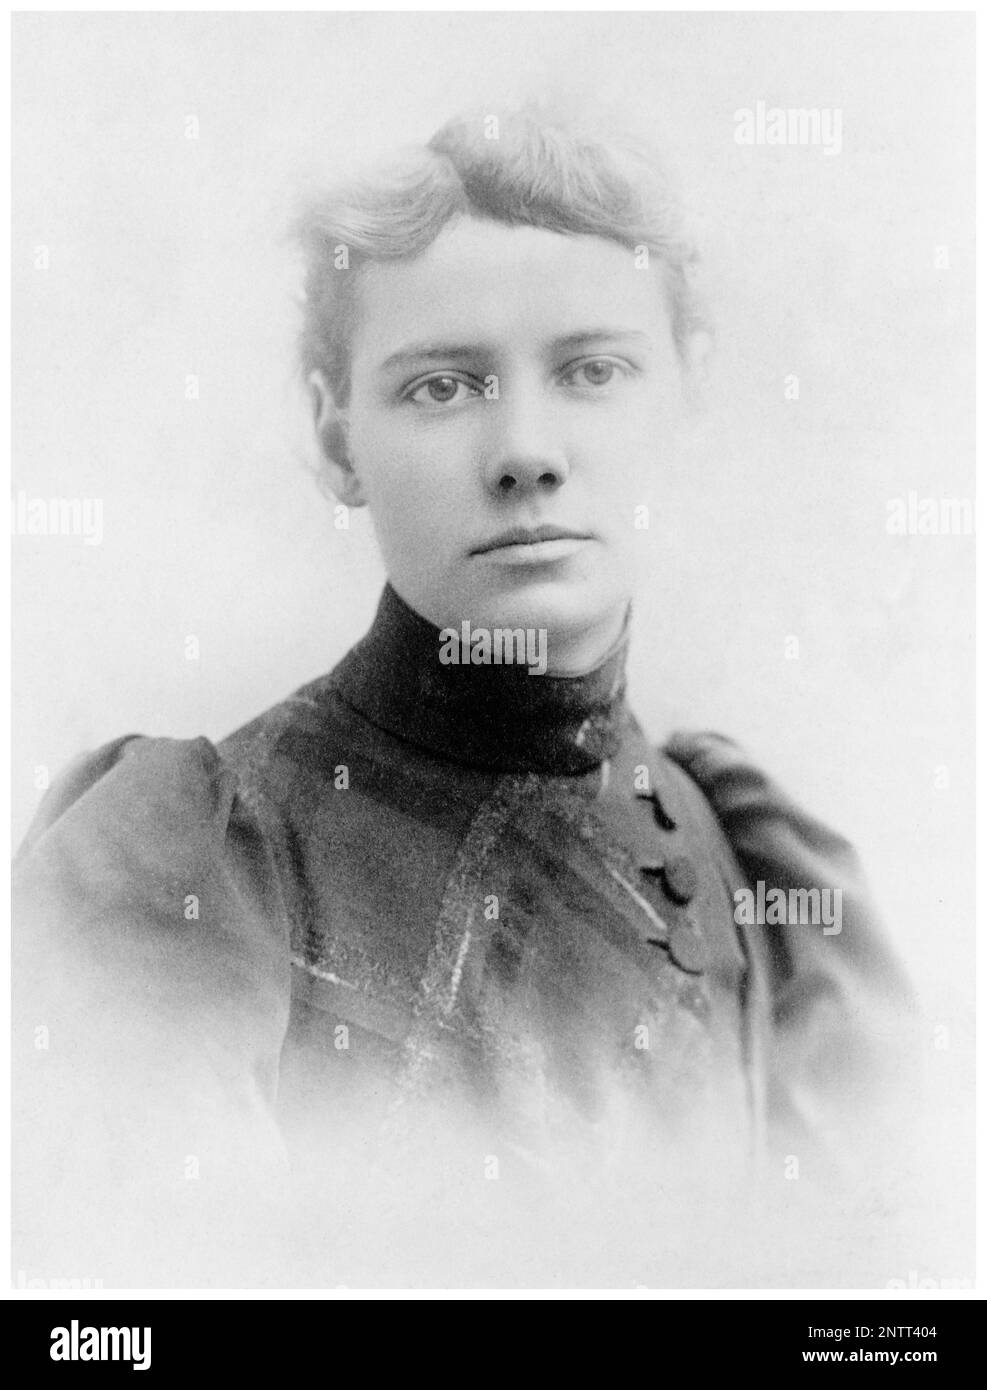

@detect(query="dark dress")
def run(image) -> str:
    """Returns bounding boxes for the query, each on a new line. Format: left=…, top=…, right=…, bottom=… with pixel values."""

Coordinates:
left=12, top=584, right=913, bottom=1286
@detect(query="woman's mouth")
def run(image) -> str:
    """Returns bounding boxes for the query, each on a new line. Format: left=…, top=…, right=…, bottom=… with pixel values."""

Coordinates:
left=470, top=525, right=593, bottom=564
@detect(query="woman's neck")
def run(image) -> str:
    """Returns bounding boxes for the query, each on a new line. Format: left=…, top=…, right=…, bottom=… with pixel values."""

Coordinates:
left=332, top=583, right=632, bottom=775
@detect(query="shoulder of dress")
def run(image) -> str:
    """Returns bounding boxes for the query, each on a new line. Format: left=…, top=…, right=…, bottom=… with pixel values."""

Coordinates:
left=14, top=729, right=292, bottom=991
left=662, top=728, right=915, bottom=1006
left=16, top=733, right=244, bottom=860
left=17, top=668, right=343, bottom=858
left=662, top=729, right=756, bottom=793
left=661, top=728, right=859, bottom=869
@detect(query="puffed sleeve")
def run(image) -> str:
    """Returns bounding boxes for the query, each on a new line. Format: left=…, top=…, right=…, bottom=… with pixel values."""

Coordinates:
left=12, top=735, right=293, bottom=1287
left=664, top=730, right=919, bottom=1162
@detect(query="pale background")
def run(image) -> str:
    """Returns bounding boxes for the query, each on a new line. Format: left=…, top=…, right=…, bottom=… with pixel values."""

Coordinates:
left=12, top=11, right=974, bottom=1061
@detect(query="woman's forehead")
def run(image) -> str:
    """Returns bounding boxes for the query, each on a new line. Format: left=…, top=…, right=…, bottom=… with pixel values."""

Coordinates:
left=350, top=218, right=672, bottom=367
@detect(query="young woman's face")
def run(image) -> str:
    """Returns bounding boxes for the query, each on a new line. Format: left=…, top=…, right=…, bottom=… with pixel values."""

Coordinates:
left=340, top=217, right=687, bottom=668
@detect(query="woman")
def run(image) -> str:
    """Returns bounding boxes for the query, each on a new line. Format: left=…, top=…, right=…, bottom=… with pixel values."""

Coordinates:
left=13, top=105, right=913, bottom=1288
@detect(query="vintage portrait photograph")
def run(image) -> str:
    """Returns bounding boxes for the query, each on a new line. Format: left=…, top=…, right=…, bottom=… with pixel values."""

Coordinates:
left=9, top=8, right=975, bottom=1297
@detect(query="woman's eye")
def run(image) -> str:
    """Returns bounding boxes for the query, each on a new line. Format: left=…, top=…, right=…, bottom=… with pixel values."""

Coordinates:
left=563, top=358, right=622, bottom=389
left=407, top=375, right=478, bottom=406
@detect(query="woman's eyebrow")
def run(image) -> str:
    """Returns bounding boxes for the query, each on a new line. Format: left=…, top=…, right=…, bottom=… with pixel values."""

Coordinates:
left=379, top=342, right=491, bottom=373
left=378, top=328, right=653, bottom=374
left=551, top=329, right=654, bottom=351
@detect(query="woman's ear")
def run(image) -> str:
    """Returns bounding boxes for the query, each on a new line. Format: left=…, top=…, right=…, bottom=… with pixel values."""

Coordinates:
left=308, top=369, right=367, bottom=508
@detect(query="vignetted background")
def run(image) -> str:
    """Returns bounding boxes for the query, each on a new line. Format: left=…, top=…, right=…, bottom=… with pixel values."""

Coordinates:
left=12, top=11, right=974, bottom=1164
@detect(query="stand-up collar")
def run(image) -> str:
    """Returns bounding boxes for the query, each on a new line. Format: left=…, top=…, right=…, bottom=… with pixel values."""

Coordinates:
left=333, top=584, right=630, bottom=775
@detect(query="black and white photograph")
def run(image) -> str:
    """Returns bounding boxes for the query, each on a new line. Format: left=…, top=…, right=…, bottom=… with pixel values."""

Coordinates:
left=9, top=6, right=977, bottom=1301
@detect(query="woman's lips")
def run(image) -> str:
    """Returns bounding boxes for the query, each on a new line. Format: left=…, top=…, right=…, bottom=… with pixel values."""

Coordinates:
left=470, top=525, right=592, bottom=561
left=473, top=535, right=592, bottom=566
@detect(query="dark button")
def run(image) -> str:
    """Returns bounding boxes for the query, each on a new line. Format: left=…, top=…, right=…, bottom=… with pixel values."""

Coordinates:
left=635, top=788, right=678, bottom=831
left=651, top=791, right=678, bottom=832
left=661, top=854, right=699, bottom=905
left=638, top=857, right=664, bottom=878
left=668, top=922, right=706, bottom=975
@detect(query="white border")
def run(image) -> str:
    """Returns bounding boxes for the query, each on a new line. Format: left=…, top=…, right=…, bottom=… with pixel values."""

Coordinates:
left=3, top=1, right=981, bottom=1303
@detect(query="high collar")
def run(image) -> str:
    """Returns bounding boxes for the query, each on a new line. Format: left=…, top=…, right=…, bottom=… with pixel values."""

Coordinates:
left=333, top=584, right=630, bottom=775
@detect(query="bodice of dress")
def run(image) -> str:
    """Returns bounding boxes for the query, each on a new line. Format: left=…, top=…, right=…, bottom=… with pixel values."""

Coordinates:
left=12, top=583, right=914, bottom=1285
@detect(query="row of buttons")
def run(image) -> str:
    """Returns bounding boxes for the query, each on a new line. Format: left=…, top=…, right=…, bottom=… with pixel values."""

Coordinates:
left=635, top=786, right=706, bottom=976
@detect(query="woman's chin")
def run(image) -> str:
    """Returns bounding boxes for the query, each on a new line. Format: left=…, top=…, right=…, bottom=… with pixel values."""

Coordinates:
left=454, top=584, right=628, bottom=654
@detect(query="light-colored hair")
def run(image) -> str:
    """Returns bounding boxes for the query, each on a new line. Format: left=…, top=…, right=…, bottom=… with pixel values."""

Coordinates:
left=294, top=103, right=709, bottom=406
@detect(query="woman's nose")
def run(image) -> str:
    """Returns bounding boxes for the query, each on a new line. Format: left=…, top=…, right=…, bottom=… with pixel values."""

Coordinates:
left=480, top=386, right=571, bottom=495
